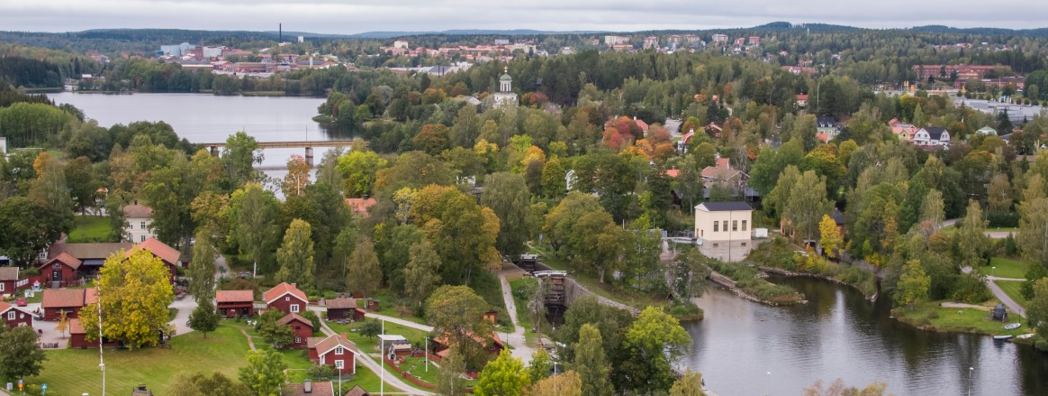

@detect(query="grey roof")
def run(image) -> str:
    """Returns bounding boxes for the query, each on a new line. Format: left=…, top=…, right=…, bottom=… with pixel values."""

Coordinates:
left=817, top=116, right=837, bottom=128
left=697, top=201, right=752, bottom=212
left=500, top=73, right=512, bottom=81
left=0, top=266, right=18, bottom=281
left=923, top=127, right=949, bottom=140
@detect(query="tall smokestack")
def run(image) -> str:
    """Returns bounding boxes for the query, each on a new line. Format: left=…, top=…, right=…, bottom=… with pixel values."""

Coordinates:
left=279, top=23, right=282, bottom=42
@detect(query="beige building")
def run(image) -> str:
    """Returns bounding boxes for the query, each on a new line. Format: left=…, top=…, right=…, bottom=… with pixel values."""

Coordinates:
left=694, top=201, right=753, bottom=262
left=123, top=203, right=155, bottom=243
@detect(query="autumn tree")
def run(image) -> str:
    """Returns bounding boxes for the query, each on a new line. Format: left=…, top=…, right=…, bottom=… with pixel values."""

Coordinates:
left=426, top=285, right=494, bottom=368
left=82, top=249, right=175, bottom=349
left=819, top=214, right=843, bottom=258
left=669, top=370, right=706, bottom=396
left=474, top=349, right=530, bottom=396
left=346, top=237, right=382, bottom=298
left=336, top=148, right=388, bottom=198
left=281, top=154, right=312, bottom=198
left=275, top=219, right=316, bottom=291
left=238, top=348, right=287, bottom=396
left=411, top=185, right=500, bottom=284
left=403, top=240, right=442, bottom=308
left=527, top=370, right=582, bottom=396
left=895, top=260, right=931, bottom=310
left=54, top=311, right=69, bottom=338
left=573, top=324, right=613, bottom=396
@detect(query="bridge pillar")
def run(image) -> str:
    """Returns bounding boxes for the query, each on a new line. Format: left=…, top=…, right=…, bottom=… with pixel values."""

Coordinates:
left=209, top=146, right=219, bottom=156
left=304, top=147, right=314, bottom=167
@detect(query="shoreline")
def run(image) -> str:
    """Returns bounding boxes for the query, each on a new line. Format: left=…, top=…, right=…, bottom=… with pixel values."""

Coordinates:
left=759, top=266, right=879, bottom=302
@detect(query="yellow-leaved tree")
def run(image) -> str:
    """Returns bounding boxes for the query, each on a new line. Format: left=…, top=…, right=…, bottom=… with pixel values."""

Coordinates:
left=819, top=214, right=843, bottom=259
left=82, top=249, right=175, bottom=349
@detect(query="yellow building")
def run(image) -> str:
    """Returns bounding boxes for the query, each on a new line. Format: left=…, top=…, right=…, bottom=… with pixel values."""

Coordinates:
left=694, top=201, right=754, bottom=262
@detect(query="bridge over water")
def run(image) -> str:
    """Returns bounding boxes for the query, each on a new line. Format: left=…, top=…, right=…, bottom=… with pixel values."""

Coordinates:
left=198, top=139, right=363, bottom=167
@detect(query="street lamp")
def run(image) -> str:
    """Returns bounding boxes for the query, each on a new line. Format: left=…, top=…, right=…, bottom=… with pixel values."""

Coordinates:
left=991, top=267, right=996, bottom=278
left=969, top=367, right=974, bottom=396
left=766, top=371, right=771, bottom=396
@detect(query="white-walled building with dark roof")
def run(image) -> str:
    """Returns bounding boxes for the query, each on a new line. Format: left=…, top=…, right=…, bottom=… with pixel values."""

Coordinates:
left=695, top=201, right=754, bottom=262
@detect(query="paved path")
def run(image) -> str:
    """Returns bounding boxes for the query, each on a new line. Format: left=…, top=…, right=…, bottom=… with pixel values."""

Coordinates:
left=168, top=296, right=198, bottom=336
left=986, top=279, right=1027, bottom=318
left=497, top=271, right=536, bottom=364
left=987, top=276, right=1026, bottom=282
left=941, top=302, right=991, bottom=310
left=315, top=319, right=431, bottom=395
left=362, top=312, right=434, bottom=333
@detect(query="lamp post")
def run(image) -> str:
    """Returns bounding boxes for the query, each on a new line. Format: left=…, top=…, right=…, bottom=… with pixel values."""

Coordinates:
left=991, top=267, right=996, bottom=278
left=766, top=371, right=771, bottom=396
left=969, top=367, right=974, bottom=396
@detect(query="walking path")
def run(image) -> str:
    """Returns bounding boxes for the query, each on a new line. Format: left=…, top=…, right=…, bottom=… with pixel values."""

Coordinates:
left=240, top=329, right=258, bottom=351
left=362, top=312, right=434, bottom=333
left=168, top=296, right=198, bottom=336
left=497, top=271, right=536, bottom=364
left=961, top=267, right=1028, bottom=317
left=315, top=318, right=432, bottom=395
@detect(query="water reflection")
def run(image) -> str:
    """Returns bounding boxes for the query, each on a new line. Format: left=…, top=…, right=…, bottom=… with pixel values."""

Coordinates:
left=686, top=276, right=1045, bottom=396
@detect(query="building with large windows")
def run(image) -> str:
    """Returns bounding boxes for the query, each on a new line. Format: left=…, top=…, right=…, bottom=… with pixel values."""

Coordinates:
left=694, top=201, right=754, bottom=262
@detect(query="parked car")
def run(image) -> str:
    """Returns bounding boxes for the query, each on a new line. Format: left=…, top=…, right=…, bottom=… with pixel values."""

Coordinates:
left=15, top=297, right=27, bottom=307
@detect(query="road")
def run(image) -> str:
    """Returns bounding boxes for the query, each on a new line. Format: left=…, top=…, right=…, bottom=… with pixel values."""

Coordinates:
left=985, top=276, right=1027, bottom=318
left=168, top=296, right=199, bottom=336
left=497, top=271, right=536, bottom=364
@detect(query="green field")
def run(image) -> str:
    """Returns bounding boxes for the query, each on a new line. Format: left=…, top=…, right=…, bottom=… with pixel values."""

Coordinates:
left=68, top=215, right=117, bottom=243
left=994, top=280, right=1028, bottom=308
left=978, top=257, right=1030, bottom=279
left=893, top=302, right=1027, bottom=336
left=327, top=320, right=431, bottom=355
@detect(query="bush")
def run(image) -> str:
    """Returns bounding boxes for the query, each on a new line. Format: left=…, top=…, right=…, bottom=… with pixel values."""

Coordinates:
left=951, top=274, right=992, bottom=304
left=307, top=364, right=336, bottom=380
left=323, top=291, right=338, bottom=300
left=668, top=300, right=702, bottom=318
left=925, top=310, right=939, bottom=320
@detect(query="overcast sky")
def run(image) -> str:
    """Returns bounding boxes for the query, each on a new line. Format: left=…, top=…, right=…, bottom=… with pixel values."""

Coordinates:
left=2, top=0, right=1045, bottom=34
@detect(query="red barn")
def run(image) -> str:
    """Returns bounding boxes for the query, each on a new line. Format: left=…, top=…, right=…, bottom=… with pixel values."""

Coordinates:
left=68, top=318, right=119, bottom=349
left=325, top=298, right=365, bottom=321
left=278, top=313, right=314, bottom=349
left=0, top=267, right=28, bottom=296
left=264, top=282, right=308, bottom=315
left=0, top=301, right=32, bottom=329
left=216, top=290, right=255, bottom=318
left=307, top=334, right=356, bottom=375
left=42, top=289, right=88, bottom=321
left=127, top=238, right=182, bottom=283
left=36, top=253, right=82, bottom=288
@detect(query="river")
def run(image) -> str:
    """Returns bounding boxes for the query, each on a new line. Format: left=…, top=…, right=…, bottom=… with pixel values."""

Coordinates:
left=687, top=276, right=1048, bottom=396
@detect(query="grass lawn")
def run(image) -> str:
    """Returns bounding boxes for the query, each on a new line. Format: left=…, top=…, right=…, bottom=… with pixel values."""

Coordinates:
left=328, top=320, right=430, bottom=355
left=893, top=301, right=1027, bottom=336
left=994, top=280, right=1028, bottom=308
left=978, top=257, right=1029, bottom=279
left=359, top=290, right=428, bottom=325
left=68, top=215, right=116, bottom=243
left=31, top=324, right=251, bottom=395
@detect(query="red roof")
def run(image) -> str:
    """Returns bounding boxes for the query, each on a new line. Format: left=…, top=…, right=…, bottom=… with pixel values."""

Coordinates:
left=345, top=198, right=377, bottom=218
left=665, top=168, right=680, bottom=178
left=68, top=318, right=85, bottom=335
left=325, top=297, right=357, bottom=309
left=42, top=252, right=83, bottom=270
left=313, top=333, right=356, bottom=356
left=0, top=300, right=20, bottom=315
left=264, top=282, right=308, bottom=304
left=127, top=238, right=181, bottom=265
left=278, top=313, right=314, bottom=328
left=796, top=94, right=808, bottom=100
left=217, top=290, right=255, bottom=303
left=42, top=289, right=85, bottom=309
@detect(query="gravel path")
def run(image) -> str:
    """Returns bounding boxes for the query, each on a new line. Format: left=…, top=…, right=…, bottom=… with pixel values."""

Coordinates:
left=498, top=271, right=536, bottom=364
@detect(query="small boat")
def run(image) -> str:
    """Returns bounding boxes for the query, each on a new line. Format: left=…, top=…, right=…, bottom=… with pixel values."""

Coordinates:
left=993, top=335, right=1013, bottom=341
left=1004, top=323, right=1022, bottom=330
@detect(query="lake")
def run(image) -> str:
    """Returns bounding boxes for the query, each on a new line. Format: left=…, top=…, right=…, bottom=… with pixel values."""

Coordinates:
left=687, top=276, right=1048, bottom=396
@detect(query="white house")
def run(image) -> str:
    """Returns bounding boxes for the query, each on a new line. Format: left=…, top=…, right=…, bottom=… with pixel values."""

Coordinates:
left=123, top=203, right=155, bottom=243
left=694, top=201, right=754, bottom=262
left=912, top=127, right=951, bottom=146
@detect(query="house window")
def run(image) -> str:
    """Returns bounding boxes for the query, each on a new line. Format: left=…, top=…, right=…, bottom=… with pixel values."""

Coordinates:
left=295, top=337, right=301, bottom=344
left=713, top=222, right=719, bottom=232
left=335, top=360, right=344, bottom=369
left=290, top=304, right=299, bottom=313
left=722, top=221, right=728, bottom=231
left=741, top=243, right=747, bottom=247
left=0, top=283, right=4, bottom=292
left=335, top=346, right=344, bottom=355
left=140, top=221, right=146, bottom=230
left=732, top=221, right=738, bottom=232
left=125, top=222, right=131, bottom=230
left=140, top=235, right=146, bottom=242
left=7, top=311, right=14, bottom=320
left=742, top=220, right=748, bottom=231
left=285, top=297, right=290, bottom=301
left=712, top=243, right=719, bottom=248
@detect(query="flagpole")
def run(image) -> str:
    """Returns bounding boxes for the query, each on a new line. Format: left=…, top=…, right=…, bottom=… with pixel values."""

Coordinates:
left=97, top=284, right=105, bottom=396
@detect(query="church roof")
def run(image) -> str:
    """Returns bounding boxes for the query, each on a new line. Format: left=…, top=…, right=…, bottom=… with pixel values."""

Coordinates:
left=500, top=73, right=512, bottom=81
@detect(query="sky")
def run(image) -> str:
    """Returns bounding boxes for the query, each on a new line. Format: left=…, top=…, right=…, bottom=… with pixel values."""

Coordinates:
left=1, top=0, right=1046, bottom=34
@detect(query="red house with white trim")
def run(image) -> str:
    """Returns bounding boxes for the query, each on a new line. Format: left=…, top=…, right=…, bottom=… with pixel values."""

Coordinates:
left=42, top=288, right=94, bottom=321
left=0, top=300, right=32, bottom=328
left=127, top=238, right=182, bottom=283
left=36, top=253, right=82, bottom=288
left=0, top=267, right=28, bottom=296
left=278, top=313, right=314, bottom=349
left=307, top=334, right=356, bottom=375
left=264, top=282, right=308, bottom=315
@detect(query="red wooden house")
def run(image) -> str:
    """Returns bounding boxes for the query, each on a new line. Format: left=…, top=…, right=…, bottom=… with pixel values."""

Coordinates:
left=216, top=290, right=255, bottom=318
left=344, top=385, right=372, bottom=396
left=127, top=238, right=182, bottom=283
left=307, top=334, right=356, bottom=375
left=42, top=288, right=90, bottom=321
left=325, top=298, right=365, bottom=321
left=278, top=313, right=314, bottom=349
left=0, top=300, right=32, bottom=329
left=68, top=318, right=120, bottom=349
left=36, top=253, right=82, bottom=288
left=264, top=282, right=308, bottom=315
left=0, top=266, right=28, bottom=296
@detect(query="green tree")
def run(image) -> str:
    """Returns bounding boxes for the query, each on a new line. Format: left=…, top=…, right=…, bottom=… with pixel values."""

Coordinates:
left=403, top=240, right=442, bottom=308
left=359, top=319, right=382, bottom=340
left=0, top=196, right=64, bottom=267
left=474, top=349, right=530, bottom=396
left=1019, top=193, right=1048, bottom=267
left=142, top=152, right=203, bottom=251
left=669, top=370, right=706, bottom=396
left=228, top=183, right=280, bottom=277
left=188, top=228, right=217, bottom=304
left=411, top=185, right=500, bottom=284
left=956, top=200, right=990, bottom=269
left=671, top=248, right=711, bottom=300
left=168, top=372, right=253, bottom=396
left=481, top=172, right=531, bottom=257
left=616, top=306, right=692, bottom=393
left=221, top=131, right=263, bottom=190
left=527, top=370, right=582, bottom=396
left=540, top=157, right=567, bottom=198
left=188, top=299, right=220, bottom=338
left=1027, top=279, right=1048, bottom=349
left=256, top=309, right=295, bottom=347
left=895, top=260, right=931, bottom=310
left=238, top=348, right=287, bottom=396
left=437, top=349, right=468, bottom=396
left=0, top=325, right=47, bottom=381
left=336, top=149, right=388, bottom=198
left=426, top=285, right=493, bottom=368
left=346, top=237, right=382, bottom=298
left=81, top=249, right=176, bottom=349
left=784, top=170, right=832, bottom=243
left=275, top=219, right=316, bottom=291
left=28, top=153, right=74, bottom=233
left=526, top=348, right=554, bottom=383
left=573, top=324, right=613, bottom=396
left=64, top=156, right=99, bottom=215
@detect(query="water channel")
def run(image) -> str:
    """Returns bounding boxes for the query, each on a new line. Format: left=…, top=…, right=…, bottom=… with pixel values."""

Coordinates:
left=47, top=92, right=1048, bottom=396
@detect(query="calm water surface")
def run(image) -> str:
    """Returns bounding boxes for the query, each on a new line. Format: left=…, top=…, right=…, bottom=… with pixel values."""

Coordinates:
left=687, top=276, right=1048, bottom=396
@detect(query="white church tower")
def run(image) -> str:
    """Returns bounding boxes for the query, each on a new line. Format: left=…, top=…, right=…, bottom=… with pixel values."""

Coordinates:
left=493, top=65, right=518, bottom=108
